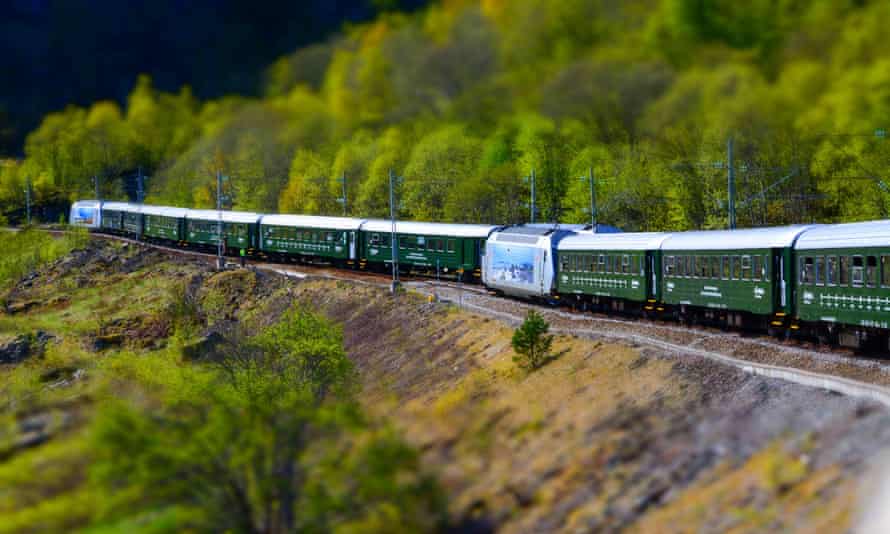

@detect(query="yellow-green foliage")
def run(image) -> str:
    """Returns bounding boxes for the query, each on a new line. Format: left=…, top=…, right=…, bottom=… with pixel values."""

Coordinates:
left=8, top=1, right=890, bottom=228
left=0, top=229, right=87, bottom=289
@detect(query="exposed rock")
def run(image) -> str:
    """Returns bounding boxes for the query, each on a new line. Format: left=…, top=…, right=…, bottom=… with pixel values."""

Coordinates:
left=92, top=333, right=125, bottom=351
left=5, top=300, right=40, bottom=314
left=0, top=331, right=54, bottom=364
left=182, top=331, right=228, bottom=361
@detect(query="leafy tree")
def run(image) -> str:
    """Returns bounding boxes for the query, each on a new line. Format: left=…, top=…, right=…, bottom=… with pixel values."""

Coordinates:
left=280, top=149, right=333, bottom=215
left=89, top=306, right=444, bottom=533
left=403, top=125, right=481, bottom=221
left=512, top=309, right=555, bottom=371
left=356, top=127, right=412, bottom=218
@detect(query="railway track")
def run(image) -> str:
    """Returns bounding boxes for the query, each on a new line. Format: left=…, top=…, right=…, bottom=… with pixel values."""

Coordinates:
left=25, top=228, right=890, bottom=408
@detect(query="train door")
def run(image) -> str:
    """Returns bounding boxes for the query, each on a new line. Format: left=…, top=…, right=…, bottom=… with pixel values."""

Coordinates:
left=349, top=231, right=357, bottom=260
left=647, top=251, right=657, bottom=301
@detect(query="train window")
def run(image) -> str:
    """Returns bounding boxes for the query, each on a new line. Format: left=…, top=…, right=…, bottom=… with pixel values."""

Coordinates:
left=722, top=256, right=730, bottom=279
left=326, top=232, right=334, bottom=242
left=840, top=256, right=850, bottom=286
left=447, top=240, right=456, bottom=253
left=851, top=256, right=864, bottom=287
left=800, top=257, right=814, bottom=284
left=700, top=256, right=709, bottom=278
left=676, top=256, right=684, bottom=277
left=814, top=256, right=824, bottom=285
left=731, top=256, right=741, bottom=280
left=826, top=256, right=837, bottom=285
left=665, top=256, right=674, bottom=275
left=867, top=256, right=878, bottom=288
left=370, top=232, right=381, bottom=244
left=631, top=255, right=639, bottom=275
left=882, top=256, right=890, bottom=287
left=605, top=255, right=612, bottom=273
left=763, top=255, right=770, bottom=281
left=710, top=256, right=719, bottom=280
left=741, top=255, right=752, bottom=280
left=622, top=255, right=629, bottom=274
left=598, top=255, right=605, bottom=273
left=399, top=237, right=409, bottom=248
left=753, top=256, right=762, bottom=281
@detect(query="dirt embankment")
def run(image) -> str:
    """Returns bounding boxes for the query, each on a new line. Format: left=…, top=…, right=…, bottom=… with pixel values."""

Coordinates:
left=293, top=280, right=890, bottom=534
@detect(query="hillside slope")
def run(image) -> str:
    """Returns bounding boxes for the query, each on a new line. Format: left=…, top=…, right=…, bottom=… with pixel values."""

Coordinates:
left=1, top=240, right=888, bottom=532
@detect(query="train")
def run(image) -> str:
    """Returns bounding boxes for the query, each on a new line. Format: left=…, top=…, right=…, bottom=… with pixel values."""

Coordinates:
left=69, top=200, right=890, bottom=352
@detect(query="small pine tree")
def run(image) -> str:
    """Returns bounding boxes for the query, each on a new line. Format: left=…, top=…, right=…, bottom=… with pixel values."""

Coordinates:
left=512, top=310, right=554, bottom=371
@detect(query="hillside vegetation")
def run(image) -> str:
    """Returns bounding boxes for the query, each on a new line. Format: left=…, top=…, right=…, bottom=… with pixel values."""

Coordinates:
left=3, top=0, right=890, bottom=229
left=0, top=235, right=445, bottom=533
left=2, top=235, right=889, bottom=532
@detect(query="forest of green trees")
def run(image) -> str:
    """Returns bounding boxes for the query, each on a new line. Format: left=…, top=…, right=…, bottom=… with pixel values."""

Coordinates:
left=3, top=0, right=890, bottom=230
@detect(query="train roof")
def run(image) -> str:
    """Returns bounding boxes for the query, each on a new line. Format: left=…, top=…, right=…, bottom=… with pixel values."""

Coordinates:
left=361, top=220, right=500, bottom=238
left=101, top=201, right=141, bottom=212
left=71, top=199, right=101, bottom=209
left=261, top=214, right=366, bottom=231
left=140, top=205, right=190, bottom=218
left=795, top=220, right=890, bottom=250
left=558, top=232, right=672, bottom=251
left=186, top=209, right=263, bottom=224
left=661, top=225, right=817, bottom=251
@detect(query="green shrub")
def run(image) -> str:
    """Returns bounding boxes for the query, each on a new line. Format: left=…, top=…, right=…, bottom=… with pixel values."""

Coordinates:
left=512, top=310, right=555, bottom=371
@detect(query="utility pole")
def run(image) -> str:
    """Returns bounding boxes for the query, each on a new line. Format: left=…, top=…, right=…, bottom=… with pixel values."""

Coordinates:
left=340, top=172, right=347, bottom=216
left=136, top=167, right=144, bottom=204
left=588, top=167, right=596, bottom=227
left=216, top=169, right=224, bottom=270
left=530, top=168, right=537, bottom=223
left=727, top=136, right=736, bottom=230
left=24, top=177, right=31, bottom=226
left=388, top=169, right=399, bottom=293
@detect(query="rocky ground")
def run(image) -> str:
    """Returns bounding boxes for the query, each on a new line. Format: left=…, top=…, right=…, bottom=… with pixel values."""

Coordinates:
left=2, top=240, right=889, bottom=533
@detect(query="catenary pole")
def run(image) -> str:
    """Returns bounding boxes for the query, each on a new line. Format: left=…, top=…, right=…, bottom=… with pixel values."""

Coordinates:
left=137, top=167, right=144, bottom=204
left=341, top=172, right=347, bottom=216
left=389, top=169, right=399, bottom=293
left=25, top=177, right=31, bottom=226
left=728, top=136, right=736, bottom=230
left=216, top=169, right=224, bottom=270
left=589, top=167, right=597, bottom=227
left=531, top=168, right=537, bottom=223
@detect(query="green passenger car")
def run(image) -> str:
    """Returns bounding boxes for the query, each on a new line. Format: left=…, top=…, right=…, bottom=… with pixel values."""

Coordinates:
left=556, top=232, right=670, bottom=309
left=259, top=215, right=364, bottom=262
left=141, top=206, right=188, bottom=241
left=359, top=220, right=499, bottom=279
left=659, top=226, right=814, bottom=324
left=99, top=202, right=138, bottom=234
left=185, top=210, right=262, bottom=251
left=794, top=221, right=890, bottom=339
